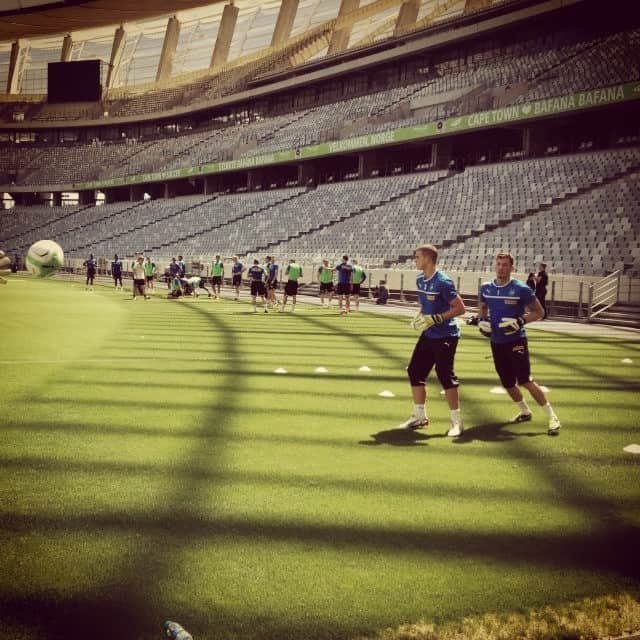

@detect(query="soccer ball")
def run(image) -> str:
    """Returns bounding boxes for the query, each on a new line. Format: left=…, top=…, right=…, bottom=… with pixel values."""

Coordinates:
left=26, top=240, right=64, bottom=278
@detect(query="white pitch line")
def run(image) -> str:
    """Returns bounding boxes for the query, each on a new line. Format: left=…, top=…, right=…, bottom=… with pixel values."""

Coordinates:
left=378, top=390, right=395, bottom=397
left=490, top=386, right=507, bottom=394
left=623, top=444, right=640, bottom=454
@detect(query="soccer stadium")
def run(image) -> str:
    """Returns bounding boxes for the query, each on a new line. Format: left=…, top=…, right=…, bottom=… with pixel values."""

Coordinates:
left=1, top=0, right=639, bottom=638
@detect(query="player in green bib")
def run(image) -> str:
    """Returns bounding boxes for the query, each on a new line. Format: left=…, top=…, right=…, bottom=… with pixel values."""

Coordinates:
left=318, top=260, right=334, bottom=308
left=210, top=255, right=224, bottom=299
left=143, top=256, right=156, bottom=292
left=350, top=259, right=367, bottom=311
left=282, top=259, right=303, bottom=312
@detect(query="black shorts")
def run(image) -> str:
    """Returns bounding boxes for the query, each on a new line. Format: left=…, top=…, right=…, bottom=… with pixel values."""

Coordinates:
left=133, top=279, right=146, bottom=296
left=336, top=282, right=350, bottom=296
left=211, top=275, right=222, bottom=285
left=232, top=274, right=242, bottom=287
left=351, top=283, right=361, bottom=296
left=285, top=280, right=298, bottom=296
left=491, top=338, right=532, bottom=388
left=250, top=281, right=266, bottom=297
left=145, top=275, right=154, bottom=283
left=319, top=282, right=334, bottom=293
left=267, top=281, right=278, bottom=290
left=407, top=334, right=459, bottom=390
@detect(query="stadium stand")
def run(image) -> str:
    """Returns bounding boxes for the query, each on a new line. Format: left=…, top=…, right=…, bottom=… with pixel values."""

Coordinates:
left=2, top=149, right=639, bottom=277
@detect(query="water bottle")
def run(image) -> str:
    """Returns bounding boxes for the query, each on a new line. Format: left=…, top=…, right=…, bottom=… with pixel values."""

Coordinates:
left=164, top=620, right=193, bottom=640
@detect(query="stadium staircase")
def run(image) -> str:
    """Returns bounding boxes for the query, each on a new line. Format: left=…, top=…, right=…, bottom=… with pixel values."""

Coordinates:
left=245, top=172, right=454, bottom=257
left=590, top=303, right=640, bottom=328
left=390, top=161, right=640, bottom=266
left=247, top=110, right=313, bottom=151
left=67, top=197, right=218, bottom=253
left=112, top=141, right=160, bottom=173
left=15, top=148, right=50, bottom=184
left=145, top=190, right=305, bottom=254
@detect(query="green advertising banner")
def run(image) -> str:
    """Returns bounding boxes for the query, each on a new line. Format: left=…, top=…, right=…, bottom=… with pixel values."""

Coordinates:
left=73, top=81, right=640, bottom=191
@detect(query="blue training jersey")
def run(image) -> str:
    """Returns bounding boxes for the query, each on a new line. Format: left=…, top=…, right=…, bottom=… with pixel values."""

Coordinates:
left=248, top=265, right=266, bottom=281
left=267, top=263, right=278, bottom=282
left=111, top=260, right=122, bottom=275
left=479, top=278, right=536, bottom=344
left=417, top=270, right=460, bottom=338
left=335, top=262, right=352, bottom=285
left=232, top=262, right=243, bottom=274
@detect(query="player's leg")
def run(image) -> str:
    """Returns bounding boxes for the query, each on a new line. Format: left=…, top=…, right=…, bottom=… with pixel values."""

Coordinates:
left=519, top=366, right=560, bottom=435
left=291, top=293, right=296, bottom=312
left=490, top=341, right=530, bottom=420
left=434, top=338, right=462, bottom=436
left=402, top=335, right=435, bottom=429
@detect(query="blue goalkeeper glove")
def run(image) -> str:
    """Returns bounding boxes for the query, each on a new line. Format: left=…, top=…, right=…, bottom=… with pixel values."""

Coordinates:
left=478, top=319, right=492, bottom=338
left=498, top=316, right=525, bottom=336
left=410, top=311, right=444, bottom=332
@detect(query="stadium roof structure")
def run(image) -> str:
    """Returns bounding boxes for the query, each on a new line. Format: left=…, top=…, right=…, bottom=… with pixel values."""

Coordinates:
left=0, top=1, right=227, bottom=41
left=0, top=0, right=488, bottom=95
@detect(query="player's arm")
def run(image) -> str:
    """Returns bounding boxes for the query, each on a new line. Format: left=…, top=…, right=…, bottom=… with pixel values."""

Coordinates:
left=497, top=296, right=544, bottom=335
left=477, top=300, right=492, bottom=337
left=523, top=297, right=545, bottom=324
left=411, top=293, right=465, bottom=331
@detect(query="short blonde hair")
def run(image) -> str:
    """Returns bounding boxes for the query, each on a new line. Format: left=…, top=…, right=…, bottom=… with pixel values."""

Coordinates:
left=415, top=244, right=438, bottom=263
left=495, top=252, right=514, bottom=265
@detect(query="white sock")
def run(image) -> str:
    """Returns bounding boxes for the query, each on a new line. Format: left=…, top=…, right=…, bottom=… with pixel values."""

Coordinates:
left=517, top=400, right=531, bottom=415
left=414, top=404, right=426, bottom=419
left=541, top=403, right=555, bottom=418
left=450, top=408, right=462, bottom=423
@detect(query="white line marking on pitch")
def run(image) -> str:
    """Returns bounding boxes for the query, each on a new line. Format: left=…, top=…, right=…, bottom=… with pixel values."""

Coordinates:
left=490, top=387, right=507, bottom=394
left=378, top=390, right=395, bottom=397
left=315, top=367, right=328, bottom=373
left=622, top=358, right=633, bottom=364
left=623, top=444, right=640, bottom=454
left=359, top=366, right=372, bottom=372
left=274, top=368, right=288, bottom=374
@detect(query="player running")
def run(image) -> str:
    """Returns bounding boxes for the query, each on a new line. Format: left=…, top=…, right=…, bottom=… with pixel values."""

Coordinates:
left=478, top=252, right=561, bottom=435
left=318, top=260, right=334, bottom=307
left=210, top=255, right=224, bottom=299
left=231, top=256, right=245, bottom=300
left=248, top=260, right=268, bottom=313
left=402, top=244, right=466, bottom=437
left=335, top=255, right=353, bottom=315
left=282, top=259, right=303, bottom=312
left=350, top=259, right=367, bottom=311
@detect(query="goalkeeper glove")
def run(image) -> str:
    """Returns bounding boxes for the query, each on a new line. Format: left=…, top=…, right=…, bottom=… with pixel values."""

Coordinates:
left=498, top=316, right=525, bottom=336
left=478, top=319, right=492, bottom=338
left=410, top=311, right=444, bottom=332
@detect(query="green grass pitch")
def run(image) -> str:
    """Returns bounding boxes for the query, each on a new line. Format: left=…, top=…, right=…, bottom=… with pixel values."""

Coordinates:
left=1, top=276, right=639, bottom=640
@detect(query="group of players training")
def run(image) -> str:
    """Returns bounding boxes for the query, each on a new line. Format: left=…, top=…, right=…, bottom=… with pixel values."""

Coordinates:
left=404, top=243, right=561, bottom=439
left=118, top=253, right=369, bottom=314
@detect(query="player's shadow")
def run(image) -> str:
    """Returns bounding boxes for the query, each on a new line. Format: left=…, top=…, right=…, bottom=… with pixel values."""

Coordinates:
left=360, top=428, right=444, bottom=446
left=452, top=421, right=545, bottom=444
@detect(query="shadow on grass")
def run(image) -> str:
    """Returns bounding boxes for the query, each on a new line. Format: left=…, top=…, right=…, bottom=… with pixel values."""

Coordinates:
left=452, top=421, right=546, bottom=444
left=359, top=427, right=432, bottom=446
left=0, top=301, right=244, bottom=640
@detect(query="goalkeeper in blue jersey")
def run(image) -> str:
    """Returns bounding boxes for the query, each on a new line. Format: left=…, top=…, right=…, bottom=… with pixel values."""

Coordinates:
left=402, top=244, right=466, bottom=437
left=478, top=252, right=561, bottom=435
